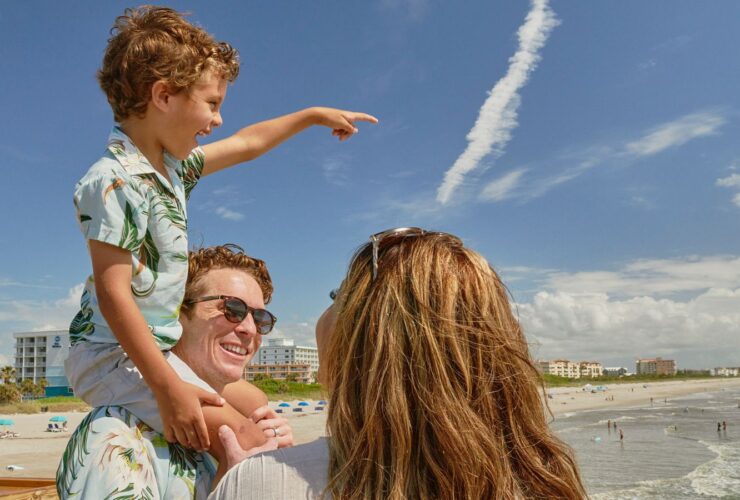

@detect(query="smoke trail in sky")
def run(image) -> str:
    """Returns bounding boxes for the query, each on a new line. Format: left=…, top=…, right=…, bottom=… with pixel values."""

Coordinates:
left=436, top=0, right=559, bottom=205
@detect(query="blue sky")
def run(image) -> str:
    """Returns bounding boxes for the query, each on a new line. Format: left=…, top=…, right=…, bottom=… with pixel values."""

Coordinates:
left=1, top=0, right=739, bottom=370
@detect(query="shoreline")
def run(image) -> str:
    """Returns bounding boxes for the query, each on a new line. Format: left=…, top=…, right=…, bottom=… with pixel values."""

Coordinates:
left=1, top=379, right=740, bottom=479
left=546, top=377, right=740, bottom=416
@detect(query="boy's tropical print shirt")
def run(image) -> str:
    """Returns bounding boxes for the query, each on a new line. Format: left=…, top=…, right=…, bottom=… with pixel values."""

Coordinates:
left=56, top=406, right=215, bottom=499
left=70, top=126, right=204, bottom=349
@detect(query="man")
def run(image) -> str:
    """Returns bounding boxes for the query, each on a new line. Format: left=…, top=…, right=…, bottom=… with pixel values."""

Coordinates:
left=57, top=245, right=292, bottom=499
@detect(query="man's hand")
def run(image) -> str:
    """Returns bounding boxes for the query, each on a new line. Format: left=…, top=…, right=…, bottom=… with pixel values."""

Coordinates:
left=310, top=107, right=379, bottom=142
left=250, top=405, right=294, bottom=448
left=155, top=380, right=225, bottom=452
left=218, top=425, right=278, bottom=471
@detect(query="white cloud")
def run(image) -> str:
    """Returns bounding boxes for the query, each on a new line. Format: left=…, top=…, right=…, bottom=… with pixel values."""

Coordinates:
left=214, top=206, right=244, bottom=221
left=716, top=172, right=740, bottom=208
left=480, top=169, right=527, bottom=201
left=270, top=321, right=317, bottom=348
left=322, top=155, right=351, bottom=187
left=0, top=283, right=84, bottom=361
left=716, top=174, right=740, bottom=188
left=476, top=111, right=726, bottom=203
left=544, top=255, right=740, bottom=297
left=436, top=0, right=559, bottom=205
left=519, top=288, right=740, bottom=367
left=624, top=112, right=725, bottom=157
left=513, top=255, right=740, bottom=367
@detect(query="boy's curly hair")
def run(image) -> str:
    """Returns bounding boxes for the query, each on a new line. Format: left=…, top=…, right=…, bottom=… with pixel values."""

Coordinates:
left=181, top=244, right=273, bottom=319
left=98, top=5, right=240, bottom=122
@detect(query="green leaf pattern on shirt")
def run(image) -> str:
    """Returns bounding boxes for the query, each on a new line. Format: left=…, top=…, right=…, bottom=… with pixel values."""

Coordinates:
left=56, top=406, right=212, bottom=499
left=131, top=231, right=160, bottom=298
left=138, top=173, right=187, bottom=233
left=69, top=288, right=95, bottom=344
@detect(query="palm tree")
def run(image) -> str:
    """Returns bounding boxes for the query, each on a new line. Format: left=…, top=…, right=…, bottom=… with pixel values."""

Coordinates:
left=34, top=378, right=48, bottom=398
left=0, top=384, right=20, bottom=404
left=19, top=378, right=36, bottom=400
left=1, top=366, right=15, bottom=385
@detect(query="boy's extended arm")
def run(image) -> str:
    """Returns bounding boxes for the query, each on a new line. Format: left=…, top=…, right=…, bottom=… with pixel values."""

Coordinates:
left=201, top=107, right=378, bottom=176
left=89, top=240, right=223, bottom=451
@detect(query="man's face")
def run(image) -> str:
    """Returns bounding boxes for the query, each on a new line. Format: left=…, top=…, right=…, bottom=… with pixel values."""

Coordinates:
left=163, top=70, right=227, bottom=159
left=177, top=268, right=265, bottom=390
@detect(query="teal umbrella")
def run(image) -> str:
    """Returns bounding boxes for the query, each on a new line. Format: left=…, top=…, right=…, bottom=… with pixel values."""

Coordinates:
left=278, top=402, right=291, bottom=407
left=0, top=418, right=15, bottom=426
left=49, top=416, right=67, bottom=422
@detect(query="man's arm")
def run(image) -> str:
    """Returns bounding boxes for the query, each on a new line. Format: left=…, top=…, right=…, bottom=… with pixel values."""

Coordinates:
left=89, top=240, right=223, bottom=451
left=201, top=107, right=378, bottom=176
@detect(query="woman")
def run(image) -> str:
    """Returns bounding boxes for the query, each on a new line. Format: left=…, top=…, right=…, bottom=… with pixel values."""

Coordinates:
left=211, top=228, right=586, bottom=499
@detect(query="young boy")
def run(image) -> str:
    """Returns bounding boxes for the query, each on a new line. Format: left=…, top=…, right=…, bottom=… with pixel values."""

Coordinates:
left=66, top=5, right=377, bottom=456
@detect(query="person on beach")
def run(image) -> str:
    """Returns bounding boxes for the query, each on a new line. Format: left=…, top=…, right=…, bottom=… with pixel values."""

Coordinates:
left=66, top=4, right=376, bottom=462
left=210, top=228, right=587, bottom=499
left=619, top=429, right=624, bottom=441
left=58, top=245, right=292, bottom=498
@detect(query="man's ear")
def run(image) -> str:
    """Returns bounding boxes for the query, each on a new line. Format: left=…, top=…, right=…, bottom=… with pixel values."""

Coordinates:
left=150, top=80, right=172, bottom=112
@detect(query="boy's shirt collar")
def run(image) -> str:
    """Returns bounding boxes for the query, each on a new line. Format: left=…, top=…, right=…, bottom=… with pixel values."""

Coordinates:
left=107, top=126, right=179, bottom=192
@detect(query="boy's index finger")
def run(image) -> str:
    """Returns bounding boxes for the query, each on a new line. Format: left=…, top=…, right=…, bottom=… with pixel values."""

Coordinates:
left=348, top=112, right=379, bottom=124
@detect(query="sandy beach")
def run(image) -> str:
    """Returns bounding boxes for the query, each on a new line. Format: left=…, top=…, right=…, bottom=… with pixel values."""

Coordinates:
left=2, top=378, right=740, bottom=480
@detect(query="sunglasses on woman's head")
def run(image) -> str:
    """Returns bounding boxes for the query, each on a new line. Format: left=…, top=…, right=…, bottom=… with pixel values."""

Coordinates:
left=184, top=295, right=276, bottom=335
left=329, top=227, right=463, bottom=300
left=369, top=227, right=462, bottom=280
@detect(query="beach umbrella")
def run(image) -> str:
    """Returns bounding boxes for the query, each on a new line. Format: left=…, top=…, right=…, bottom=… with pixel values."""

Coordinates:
left=297, top=401, right=310, bottom=407
left=278, top=402, right=291, bottom=407
left=0, top=418, right=15, bottom=426
left=318, top=400, right=327, bottom=405
left=49, top=416, right=68, bottom=422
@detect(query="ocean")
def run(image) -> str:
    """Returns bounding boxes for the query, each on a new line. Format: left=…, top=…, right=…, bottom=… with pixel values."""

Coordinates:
left=553, top=387, right=740, bottom=499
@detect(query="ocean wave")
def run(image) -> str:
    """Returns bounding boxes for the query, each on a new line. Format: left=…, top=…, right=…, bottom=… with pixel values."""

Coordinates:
left=689, top=441, right=740, bottom=497
left=591, top=440, right=740, bottom=499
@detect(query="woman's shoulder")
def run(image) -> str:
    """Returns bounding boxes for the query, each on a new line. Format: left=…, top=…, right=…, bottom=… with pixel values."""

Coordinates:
left=209, top=438, right=330, bottom=500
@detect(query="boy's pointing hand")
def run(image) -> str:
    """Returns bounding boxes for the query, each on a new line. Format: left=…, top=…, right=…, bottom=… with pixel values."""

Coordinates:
left=311, top=107, right=379, bottom=142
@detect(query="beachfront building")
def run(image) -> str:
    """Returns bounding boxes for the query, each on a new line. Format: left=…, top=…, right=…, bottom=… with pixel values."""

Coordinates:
left=636, top=357, right=677, bottom=376
left=538, top=359, right=581, bottom=378
left=604, top=366, right=630, bottom=377
left=243, top=363, right=313, bottom=383
left=538, top=359, right=604, bottom=379
left=13, top=330, right=72, bottom=396
left=579, top=361, right=604, bottom=378
left=249, top=338, right=319, bottom=382
left=710, top=367, right=740, bottom=377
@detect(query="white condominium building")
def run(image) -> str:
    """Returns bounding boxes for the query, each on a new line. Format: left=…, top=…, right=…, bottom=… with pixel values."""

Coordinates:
left=13, top=330, right=72, bottom=396
left=250, top=338, right=319, bottom=377
left=538, top=359, right=604, bottom=379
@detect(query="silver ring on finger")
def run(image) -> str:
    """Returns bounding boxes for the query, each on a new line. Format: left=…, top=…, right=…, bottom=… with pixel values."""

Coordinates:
left=272, top=427, right=280, bottom=437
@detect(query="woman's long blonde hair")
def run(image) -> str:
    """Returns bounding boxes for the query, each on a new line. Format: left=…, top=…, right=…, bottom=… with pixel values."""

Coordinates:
left=324, top=232, right=586, bottom=499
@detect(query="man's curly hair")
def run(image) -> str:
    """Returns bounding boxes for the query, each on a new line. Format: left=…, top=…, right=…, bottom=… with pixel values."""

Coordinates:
left=98, top=5, right=240, bottom=122
left=181, top=244, right=273, bottom=319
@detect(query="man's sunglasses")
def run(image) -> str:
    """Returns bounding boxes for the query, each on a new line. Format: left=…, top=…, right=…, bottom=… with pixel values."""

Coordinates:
left=184, top=295, right=276, bottom=335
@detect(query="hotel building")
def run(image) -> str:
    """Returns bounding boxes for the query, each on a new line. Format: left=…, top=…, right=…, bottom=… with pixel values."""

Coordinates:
left=13, top=330, right=72, bottom=396
left=247, top=338, right=320, bottom=383
left=635, top=357, right=677, bottom=376
left=538, top=359, right=604, bottom=379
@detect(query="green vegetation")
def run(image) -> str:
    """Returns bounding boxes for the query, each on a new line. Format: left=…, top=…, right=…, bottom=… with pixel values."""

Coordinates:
left=542, top=372, right=719, bottom=388
left=0, top=396, right=89, bottom=415
left=251, top=377, right=325, bottom=401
